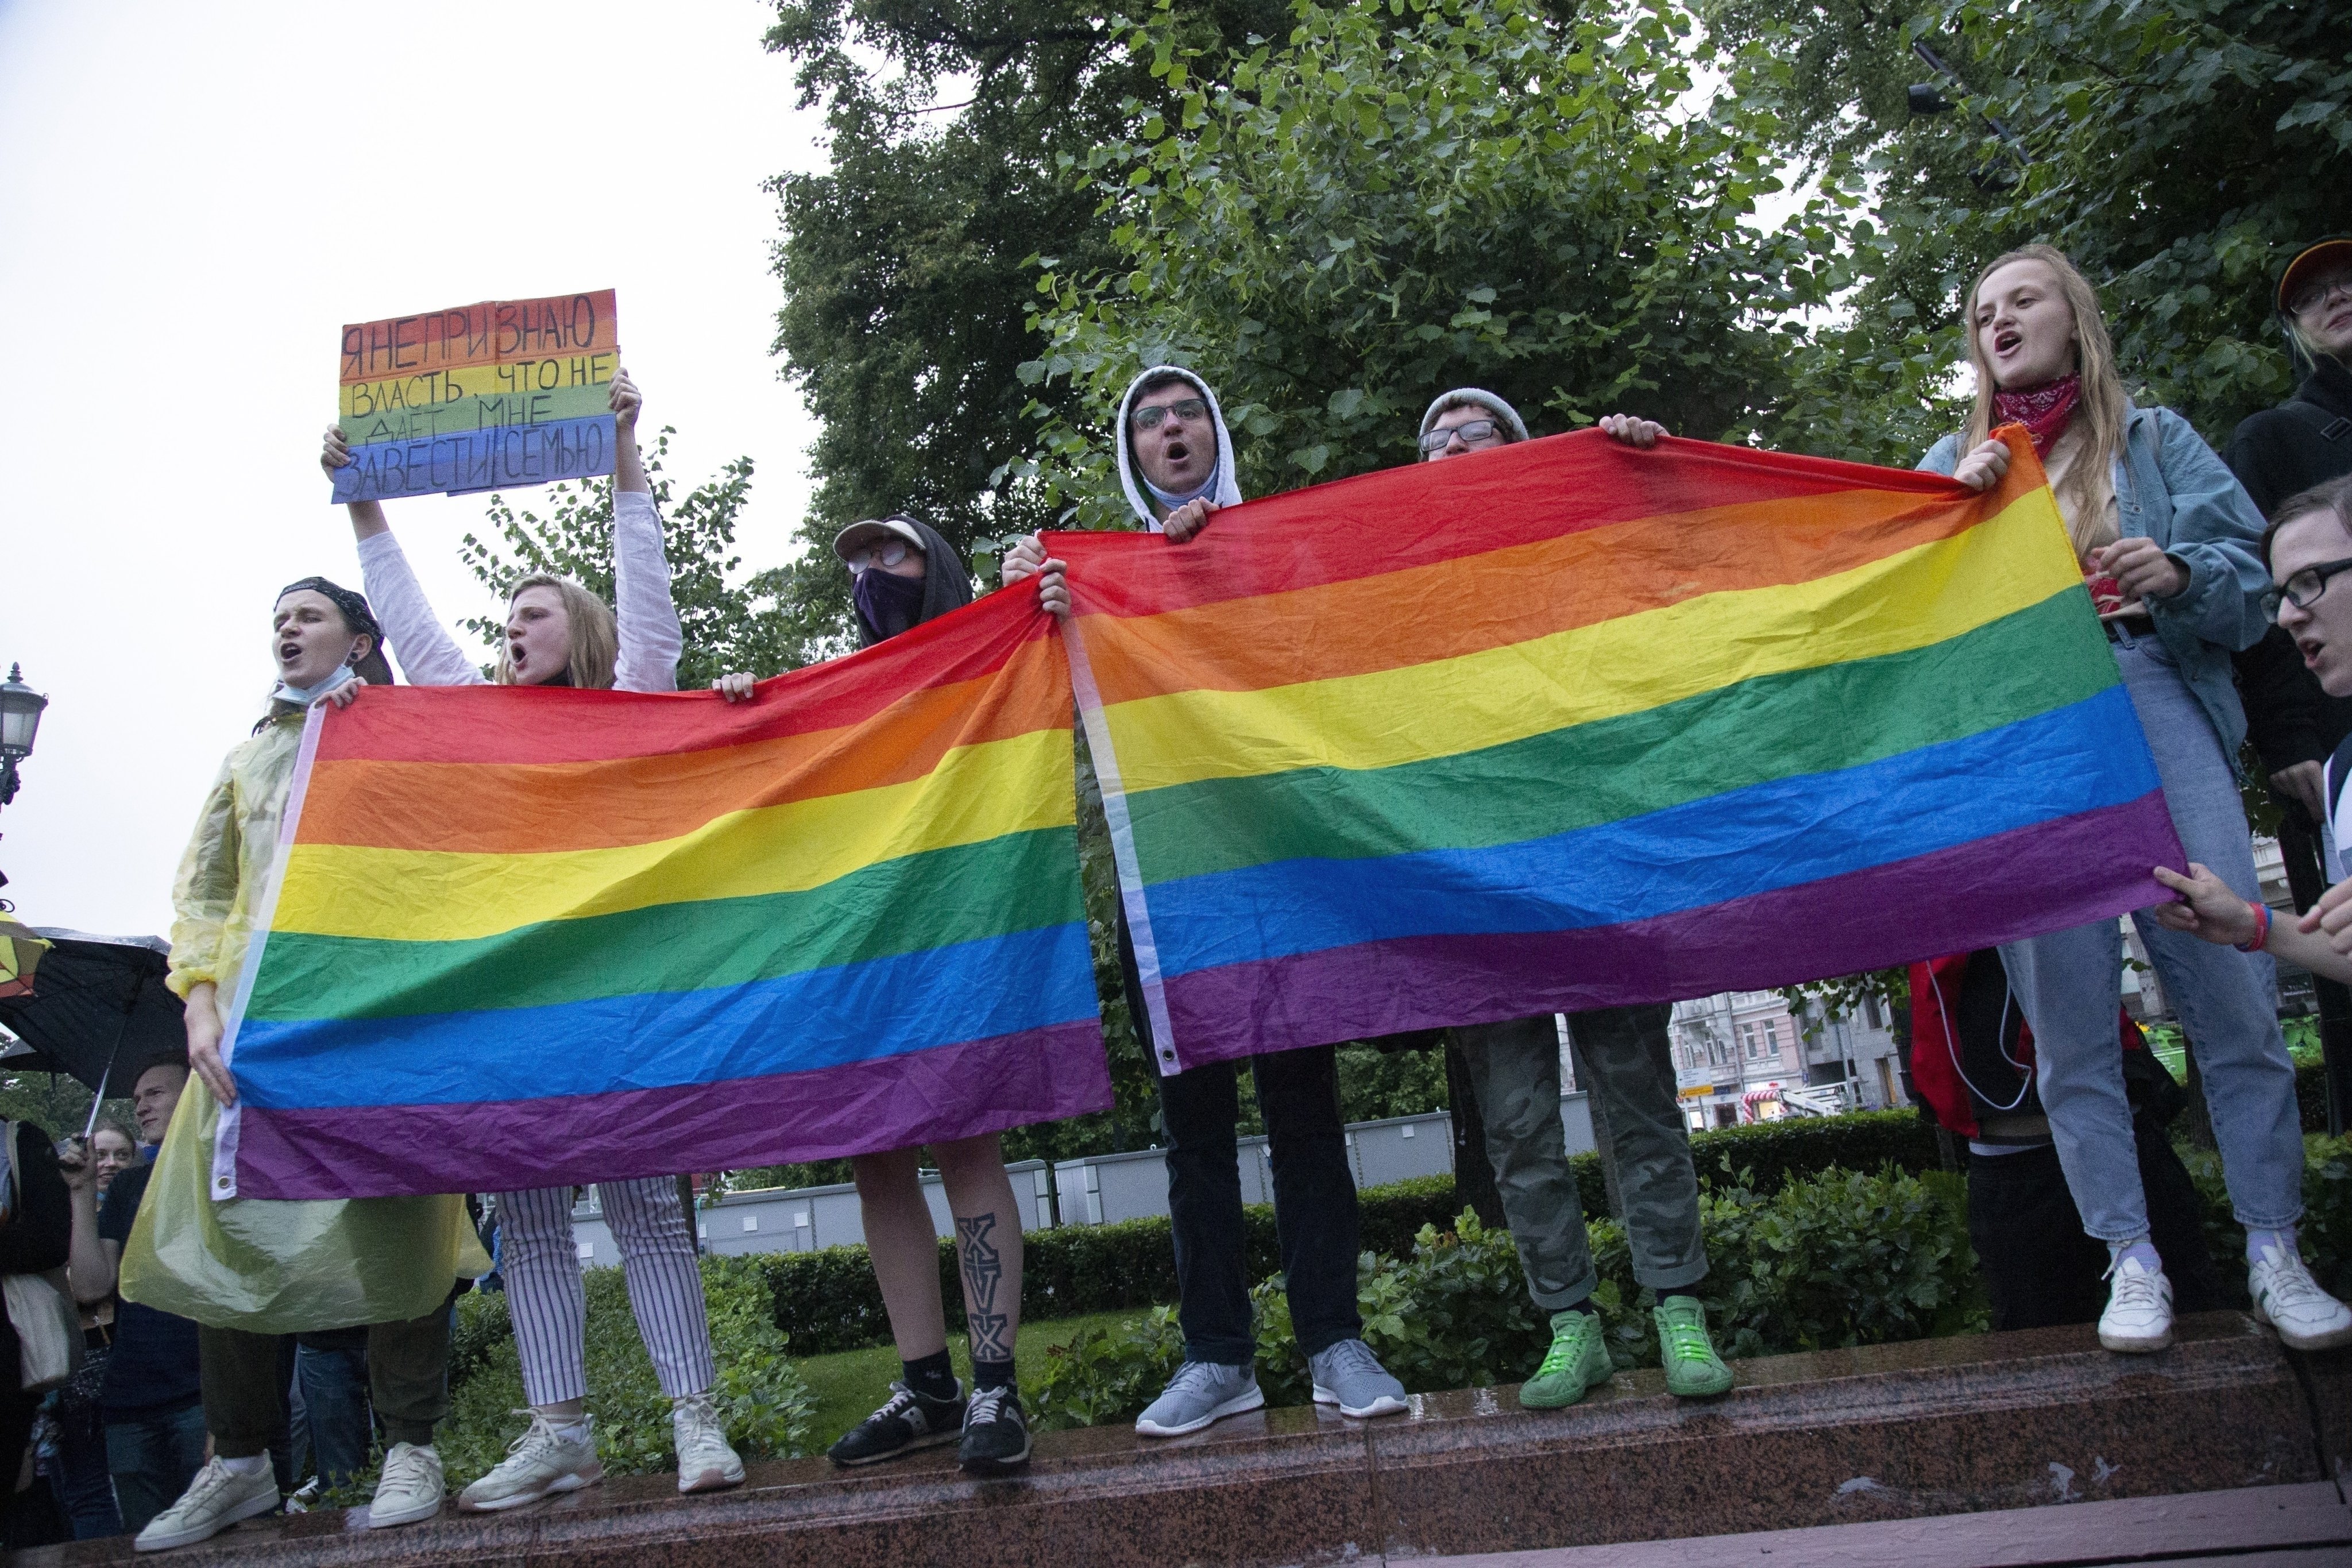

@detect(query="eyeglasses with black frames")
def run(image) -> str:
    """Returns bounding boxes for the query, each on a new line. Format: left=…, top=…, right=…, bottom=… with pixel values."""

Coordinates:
left=2264, top=555, right=2352, bottom=621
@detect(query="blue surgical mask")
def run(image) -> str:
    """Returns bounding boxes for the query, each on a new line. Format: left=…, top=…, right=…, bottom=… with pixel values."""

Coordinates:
left=271, top=657, right=362, bottom=709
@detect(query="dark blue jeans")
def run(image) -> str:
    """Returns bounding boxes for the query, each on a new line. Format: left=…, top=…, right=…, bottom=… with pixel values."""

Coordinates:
left=105, top=1401, right=206, bottom=1538
left=295, top=1331, right=373, bottom=1488
left=50, top=1372, right=122, bottom=1540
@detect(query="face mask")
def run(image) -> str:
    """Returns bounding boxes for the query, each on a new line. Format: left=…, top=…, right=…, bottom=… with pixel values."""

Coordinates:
left=271, top=650, right=362, bottom=708
left=855, top=568, right=928, bottom=642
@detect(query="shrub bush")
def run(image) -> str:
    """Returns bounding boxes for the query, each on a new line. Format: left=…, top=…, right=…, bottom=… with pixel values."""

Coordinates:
left=442, top=1254, right=815, bottom=1480
left=2186, top=1134, right=2351, bottom=1304
left=760, top=1114, right=1943, bottom=1356
left=1026, top=1161, right=1978, bottom=1431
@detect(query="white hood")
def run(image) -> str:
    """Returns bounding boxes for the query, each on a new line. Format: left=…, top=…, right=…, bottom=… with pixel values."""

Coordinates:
left=1114, top=365, right=1244, bottom=531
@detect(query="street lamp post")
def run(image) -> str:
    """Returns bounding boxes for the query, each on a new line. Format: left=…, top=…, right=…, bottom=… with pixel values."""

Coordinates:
left=0, top=664, right=47, bottom=810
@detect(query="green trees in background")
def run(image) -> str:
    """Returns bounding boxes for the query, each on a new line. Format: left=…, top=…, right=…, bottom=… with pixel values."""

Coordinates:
left=1707, top=0, right=2351, bottom=455
left=763, top=0, right=1294, bottom=624
left=1008, top=0, right=1855, bottom=519
left=770, top=0, right=2350, bottom=527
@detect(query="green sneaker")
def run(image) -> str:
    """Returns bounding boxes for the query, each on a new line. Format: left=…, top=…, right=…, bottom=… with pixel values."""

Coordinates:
left=1654, top=1295, right=1733, bottom=1398
left=1519, top=1308, right=1612, bottom=1409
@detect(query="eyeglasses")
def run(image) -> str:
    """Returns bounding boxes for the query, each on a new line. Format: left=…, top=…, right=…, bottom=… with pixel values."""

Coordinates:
left=2288, top=273, right=2352, bottom=318
left=1419, top=419, right=1502, bottom=452
left=2264, top=555, right=2352, bottom=620
left=1130, top=397, right=1208, bottom=432
left=845, top=538, right=915, bottom=574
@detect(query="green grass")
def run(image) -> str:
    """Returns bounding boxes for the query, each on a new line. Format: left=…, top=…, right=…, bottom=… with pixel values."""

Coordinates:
left=796, top=1308, right=1151, bottom=1447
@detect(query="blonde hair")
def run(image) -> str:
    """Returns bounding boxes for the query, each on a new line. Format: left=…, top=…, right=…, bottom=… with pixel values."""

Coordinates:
left=1961, top=244, right=2127, bottom=555
left=495, top=574, right=619, bottom=689
left=2286, top=321, right=2349, bottom=373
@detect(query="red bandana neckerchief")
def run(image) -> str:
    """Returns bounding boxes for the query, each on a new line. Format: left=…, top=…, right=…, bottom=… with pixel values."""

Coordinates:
left=1991, top=373, right=2083, bottom=459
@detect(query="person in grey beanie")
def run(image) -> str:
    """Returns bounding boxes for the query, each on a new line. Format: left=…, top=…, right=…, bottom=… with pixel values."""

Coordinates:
left=1415, top=389, right=1736, bottom=1409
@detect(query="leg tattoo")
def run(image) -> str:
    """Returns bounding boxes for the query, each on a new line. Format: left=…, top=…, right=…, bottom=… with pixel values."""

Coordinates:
left=957, top=1212, right=1013, bottom=1361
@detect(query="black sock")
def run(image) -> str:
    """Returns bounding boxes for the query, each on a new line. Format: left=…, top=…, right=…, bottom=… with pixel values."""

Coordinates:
left=972, top=1357, right=1016, bottom=1393
left=903, top=1349, right=957, bottom=1401
left=1557, top=1299, right=1596, bottom=1317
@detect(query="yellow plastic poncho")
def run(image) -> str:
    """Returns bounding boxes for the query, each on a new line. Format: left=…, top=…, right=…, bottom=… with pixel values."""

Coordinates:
left=120, top=706, right=487, bottom=1333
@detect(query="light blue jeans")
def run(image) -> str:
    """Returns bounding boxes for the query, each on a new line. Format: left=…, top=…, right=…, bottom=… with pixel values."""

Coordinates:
left=1999, top=629, right=2305, bottom=1241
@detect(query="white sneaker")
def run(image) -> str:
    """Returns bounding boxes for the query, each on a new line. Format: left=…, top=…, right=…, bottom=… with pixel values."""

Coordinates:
left=134, top=1456, right=279, bottom=1551
left=672, top=1391, right=746, bottom=1494
left=368, top=1442, right=446, bottom=1528
left=2250, top=1242, right=2352, bottom=1351
left=458, top=1410, right=603, bottom=1512
left=2097, top=1254, right=2174, bottom=1353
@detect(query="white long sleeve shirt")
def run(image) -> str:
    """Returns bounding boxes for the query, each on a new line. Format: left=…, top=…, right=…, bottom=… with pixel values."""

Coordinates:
left=356, top=489, right=682, bottom=694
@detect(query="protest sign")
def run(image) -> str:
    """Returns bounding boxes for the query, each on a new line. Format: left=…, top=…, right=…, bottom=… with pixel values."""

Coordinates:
left=331, top=291, right=619, bottom=503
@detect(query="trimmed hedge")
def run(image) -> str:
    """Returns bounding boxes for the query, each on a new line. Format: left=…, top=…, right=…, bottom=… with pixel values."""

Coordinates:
left=762, top=1111, right=1943, bottom=1355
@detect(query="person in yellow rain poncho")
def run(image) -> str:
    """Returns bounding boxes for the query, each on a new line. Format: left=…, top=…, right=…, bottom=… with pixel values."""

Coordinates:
left=121, top=576, right=487, bottom=1552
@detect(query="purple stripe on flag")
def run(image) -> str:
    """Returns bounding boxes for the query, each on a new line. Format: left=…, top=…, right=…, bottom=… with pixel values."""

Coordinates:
left=230, top=1019, right=1111, bottom=1199
left=1157, top=793, right=2181, bottom=1069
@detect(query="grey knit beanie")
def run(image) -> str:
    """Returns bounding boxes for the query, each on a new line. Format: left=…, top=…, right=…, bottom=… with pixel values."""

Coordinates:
left=1418, top=389, right=1530, bottom=457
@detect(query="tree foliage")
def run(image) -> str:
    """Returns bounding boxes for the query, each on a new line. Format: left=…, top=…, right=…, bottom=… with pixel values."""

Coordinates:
left=1006, top=0, right=1857, bottom=524
left=461, top=431, right=838, bottom=685
left=1707, top=0, right=2352, bottom=453
left=765, top=0, right=1293, bottom=628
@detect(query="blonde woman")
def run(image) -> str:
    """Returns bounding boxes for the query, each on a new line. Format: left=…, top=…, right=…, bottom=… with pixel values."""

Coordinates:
left=1922, top=245, right=2335, bottom=1355
left=322, top=371, right=743, bottom=1508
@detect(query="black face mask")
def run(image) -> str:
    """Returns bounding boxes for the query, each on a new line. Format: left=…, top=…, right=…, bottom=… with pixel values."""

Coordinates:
left=854, top=568, right=928, bottom=642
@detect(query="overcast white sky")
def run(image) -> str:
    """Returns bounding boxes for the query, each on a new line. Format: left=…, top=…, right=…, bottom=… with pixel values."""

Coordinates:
left=0, top=1, right=828, bottom=940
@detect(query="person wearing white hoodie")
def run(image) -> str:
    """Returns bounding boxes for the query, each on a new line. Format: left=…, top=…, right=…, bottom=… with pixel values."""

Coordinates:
left=1005, top=366, right=1410, bottom=1435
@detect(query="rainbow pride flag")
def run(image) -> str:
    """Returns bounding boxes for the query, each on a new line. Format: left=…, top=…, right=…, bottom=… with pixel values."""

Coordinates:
left=1056, top=428, right=2184, bottom=1074
left=212, top=590, right=1107, bottom=1200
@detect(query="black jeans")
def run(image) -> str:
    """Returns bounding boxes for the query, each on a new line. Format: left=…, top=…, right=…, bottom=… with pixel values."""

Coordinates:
left=1153, top=1046, right=1363, bottom=1364
left=1967, top=1115, right=2224, bottom=1332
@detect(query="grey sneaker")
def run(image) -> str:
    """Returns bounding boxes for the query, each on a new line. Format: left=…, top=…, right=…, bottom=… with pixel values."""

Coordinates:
left=1309, top=1339, right=1408, bottom=1419
left=1135, top=1360, right=1265, bottom=1437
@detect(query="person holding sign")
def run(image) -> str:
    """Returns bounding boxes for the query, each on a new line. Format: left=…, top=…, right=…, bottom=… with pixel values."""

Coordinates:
left=322, top=371, right=747, bottom=1508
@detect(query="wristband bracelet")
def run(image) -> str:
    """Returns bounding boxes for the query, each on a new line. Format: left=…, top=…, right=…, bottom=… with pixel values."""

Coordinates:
left=2236, top=899, right=2272, bottom=954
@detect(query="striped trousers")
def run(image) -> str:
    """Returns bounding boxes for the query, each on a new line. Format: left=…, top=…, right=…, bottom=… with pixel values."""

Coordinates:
left=496, top=1179, right=716, bottom=1406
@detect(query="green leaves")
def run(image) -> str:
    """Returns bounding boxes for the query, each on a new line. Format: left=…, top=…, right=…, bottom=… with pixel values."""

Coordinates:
left=1009, top=0, right=1858, bottom=517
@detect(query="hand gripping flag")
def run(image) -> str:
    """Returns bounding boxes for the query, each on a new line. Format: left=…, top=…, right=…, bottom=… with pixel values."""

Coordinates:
left=212, top=588, right=1108, bottom=1200
left=1055, top=427, right=2185, bottom=1075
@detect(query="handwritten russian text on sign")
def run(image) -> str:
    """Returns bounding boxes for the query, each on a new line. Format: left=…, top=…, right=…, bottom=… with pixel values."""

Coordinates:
left=331, top=291, right=618, bottom=503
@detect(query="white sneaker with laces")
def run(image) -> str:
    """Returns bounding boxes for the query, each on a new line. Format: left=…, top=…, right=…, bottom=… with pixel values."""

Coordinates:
left=368, top=1442, right=446, bottom=1528
left=672, top=1391, right=746, bottom=1494
left=134, top=1455, right=280, bottom=1552
left=2250, top=1242, right=2352, bottom=1351
left=458, top=1410, right=603, bottom=1512
left=2097, top=1254, right=2174, bottom=1353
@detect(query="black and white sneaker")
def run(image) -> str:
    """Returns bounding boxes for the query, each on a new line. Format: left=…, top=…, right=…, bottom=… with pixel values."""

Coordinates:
left=828, top=1379, right=966, bottom=1467
left=957, top=1385, right=1032, bottom=1477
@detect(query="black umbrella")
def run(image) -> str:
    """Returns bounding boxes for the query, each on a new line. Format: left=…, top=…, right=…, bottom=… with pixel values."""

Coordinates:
left=0, top=929, right=184, bottom=1132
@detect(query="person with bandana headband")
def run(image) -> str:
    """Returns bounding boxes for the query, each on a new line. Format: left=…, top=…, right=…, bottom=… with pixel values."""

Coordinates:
left=126, top=577, right=490, bottom=1550
left=1004, top=368, right=1413, bottom=1438
left=320, top=373, right=746, bottom=1512
left=724, top=516, right=1029, bottom=1476
left=1921, top=245, right=2328, bottom=1360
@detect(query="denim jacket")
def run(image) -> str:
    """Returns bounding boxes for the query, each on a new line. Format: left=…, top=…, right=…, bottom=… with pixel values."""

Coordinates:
left=1921, top=403, right=2270, bottom=758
